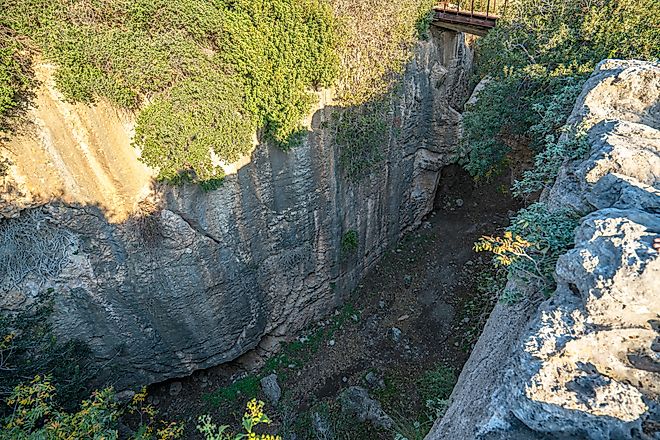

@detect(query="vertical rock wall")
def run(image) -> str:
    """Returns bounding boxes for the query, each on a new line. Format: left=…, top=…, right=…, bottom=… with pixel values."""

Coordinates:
left=0, top=29, right=474, bottom=387
left=427, top=60, right=660, bottom=440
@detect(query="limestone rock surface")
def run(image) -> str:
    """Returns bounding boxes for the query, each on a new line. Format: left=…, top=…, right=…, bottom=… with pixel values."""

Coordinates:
left=0, top=29, right=473, bottom=388
left=427, top=60, right=660, bottom=440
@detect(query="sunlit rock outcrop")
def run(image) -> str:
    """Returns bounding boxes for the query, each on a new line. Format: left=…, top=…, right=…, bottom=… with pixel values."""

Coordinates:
left=427, top=60, right=660, bottom=439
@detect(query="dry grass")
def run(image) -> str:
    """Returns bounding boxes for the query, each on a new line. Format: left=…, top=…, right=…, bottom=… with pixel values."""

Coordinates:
left=330, top=0, right=434, bottom=106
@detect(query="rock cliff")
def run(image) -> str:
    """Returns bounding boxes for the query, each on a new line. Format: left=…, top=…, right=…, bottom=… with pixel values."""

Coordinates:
left=0, top=29, right=473, bottom=387
left=427, top=60, right=660, bottom=439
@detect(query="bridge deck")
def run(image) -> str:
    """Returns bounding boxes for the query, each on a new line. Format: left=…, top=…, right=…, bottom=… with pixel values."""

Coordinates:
left=432, top=2, right=502, bottom=36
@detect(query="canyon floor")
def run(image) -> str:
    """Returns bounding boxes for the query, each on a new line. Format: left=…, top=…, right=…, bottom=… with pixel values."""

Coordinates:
left=148, top=166, right=522, bottom=439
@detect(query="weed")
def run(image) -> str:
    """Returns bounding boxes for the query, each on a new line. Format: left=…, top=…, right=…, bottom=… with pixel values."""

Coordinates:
left=340, top=230, right=358, bottom=255
left=203, top=376, right=260, bottom=409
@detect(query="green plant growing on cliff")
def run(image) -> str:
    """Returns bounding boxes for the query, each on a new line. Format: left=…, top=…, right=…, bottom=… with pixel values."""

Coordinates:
left=511, top=124, right=590, bottom=197
left=475, top=204, right=580, bottom=299
left=334, top=101, right=388, bottom=180
left=340, top=230, right=359, bottom=256
left=197, top=399, right=280, bottom=440
left=0, top=302, right=93, bottom=414
left=0, top=28, right=32, bottom=132
left=1, top=0, right=338, bottom=184
left=330, top=0, right=435, bottom=105
left=0, top=376, right=183, bottom=439
left=134, top=72, right=254, bottom=185
left=462, top=0, right=660, bottom=179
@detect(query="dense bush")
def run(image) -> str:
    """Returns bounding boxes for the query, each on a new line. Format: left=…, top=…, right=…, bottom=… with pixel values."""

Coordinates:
left=475, top=203, right=580, bottom=299
left=1, top=0, right=338, bottom=185
left=463, top=0, right=660, bottom=181
left=219, top=0, right=339, bottom=148
left=1, top=377, right=183, bottom=439
left=330, top=0, right=434, bottom=105
left=0, top=302, right=92, bottom=414
left=0, top=27, right=32, bottom=132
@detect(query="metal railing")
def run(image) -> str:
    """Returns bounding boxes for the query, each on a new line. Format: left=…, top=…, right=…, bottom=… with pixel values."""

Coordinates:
left=438, top=0, right=507, bottom=19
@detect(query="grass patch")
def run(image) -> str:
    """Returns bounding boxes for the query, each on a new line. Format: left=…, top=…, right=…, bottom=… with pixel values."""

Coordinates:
left=203, top=375, right=260, bottom=409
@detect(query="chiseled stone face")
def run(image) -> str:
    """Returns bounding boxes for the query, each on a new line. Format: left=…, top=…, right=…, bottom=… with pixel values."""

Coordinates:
left=0, top=29, right=474, bottom=388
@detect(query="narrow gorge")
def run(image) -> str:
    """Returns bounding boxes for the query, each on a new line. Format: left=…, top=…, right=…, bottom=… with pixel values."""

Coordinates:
left=0, top=1, right=658, bottom=439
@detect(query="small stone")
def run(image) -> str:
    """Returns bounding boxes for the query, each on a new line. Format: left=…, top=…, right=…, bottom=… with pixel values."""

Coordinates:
left=312, top=412, right=333, bottom=439
left=403, top=275, right=412, bottom=287
left=169, top=381, right=182, bottom=396
left=454, top=342, right=459, bottom=347
left=462, top=317, right=470, bottom=323
left=378, top=300, right=385, bottom=309
left=390, top=327, right=402, bottom=342
left=455, top=198, right=464, bottom=207
left=364, top=371, right=385, bottom=390
left=398, top=314, right=409, bottom=321
left=339, top=386, right=394, bottom=430
left=342, top=376, right=348, bottom=383
left=115, top=390, right=136, bottom=404
left=260, top=374, right=282, bottom=405
left=288, top=364, right=296, bottom=369
left=328, top=339, right=336, bottom=346
left=351, top=314, right=359, bottom=322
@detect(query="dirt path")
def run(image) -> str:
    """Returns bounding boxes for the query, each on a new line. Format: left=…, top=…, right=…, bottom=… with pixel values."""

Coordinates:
left=149, top=165, right=521, bottom=439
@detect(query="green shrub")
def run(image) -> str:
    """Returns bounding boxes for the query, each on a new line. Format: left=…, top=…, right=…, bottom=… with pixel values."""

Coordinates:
left=203, top=375, right=260, bottom=409
left=475, top=204, right=580, bottom=299
left=1, top=377, right=183, bottom=439
left=0, top=29, right=32, bottom=131
left=463, top=0, right=660, bottom=179
left=198, top=399, right=280, bottom=440
left=340, top=230, right=359, bottom=255
left=330, top=0, right=434, bottom=105
left=134, top=73, right=254, bottom=184
left=0, top=303, right=92, bottom=414
left=2, top=0, right=338, bottom=184
left=512, top=125, right=590, bottom=197
left=218, top=0, right=339, bottom=148
left=335, top=101, right=388, bottom=180
left=417, top=364, right=456, bottom=404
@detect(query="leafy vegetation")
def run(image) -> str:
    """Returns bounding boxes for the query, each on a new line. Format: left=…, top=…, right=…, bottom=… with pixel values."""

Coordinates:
left=204, top=375, right=260, bottom=409
left=462, top=0, right=660, bottom=181
left=334, top=101, right=388, bottom=180
left=417, top=364, right=456, bottom=406
left=0, top=302, right=93, bottom=414
left=340, top=229, right=359, bottom=255
left=330, top=0, right=435, bottom=105
left=198, top=399, right=280, bottom=440
left=1, top=0, right=338, bottom=185
left=0, top=27, right=32, bottom=132
left=475, top=204, right=580, bottom=299
left=1, top=377, right=183, bottom=439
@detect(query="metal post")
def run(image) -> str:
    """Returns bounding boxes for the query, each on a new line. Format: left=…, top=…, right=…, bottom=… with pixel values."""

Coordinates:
left=457, top=0, right=460, bottom=12
left=470, top=0, right=474, bottom=16
left=486, top=0, right=490, bottom=17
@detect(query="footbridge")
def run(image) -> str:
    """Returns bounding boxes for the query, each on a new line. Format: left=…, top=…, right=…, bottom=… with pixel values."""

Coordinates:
left=433, top=0, right=506, bottom=36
